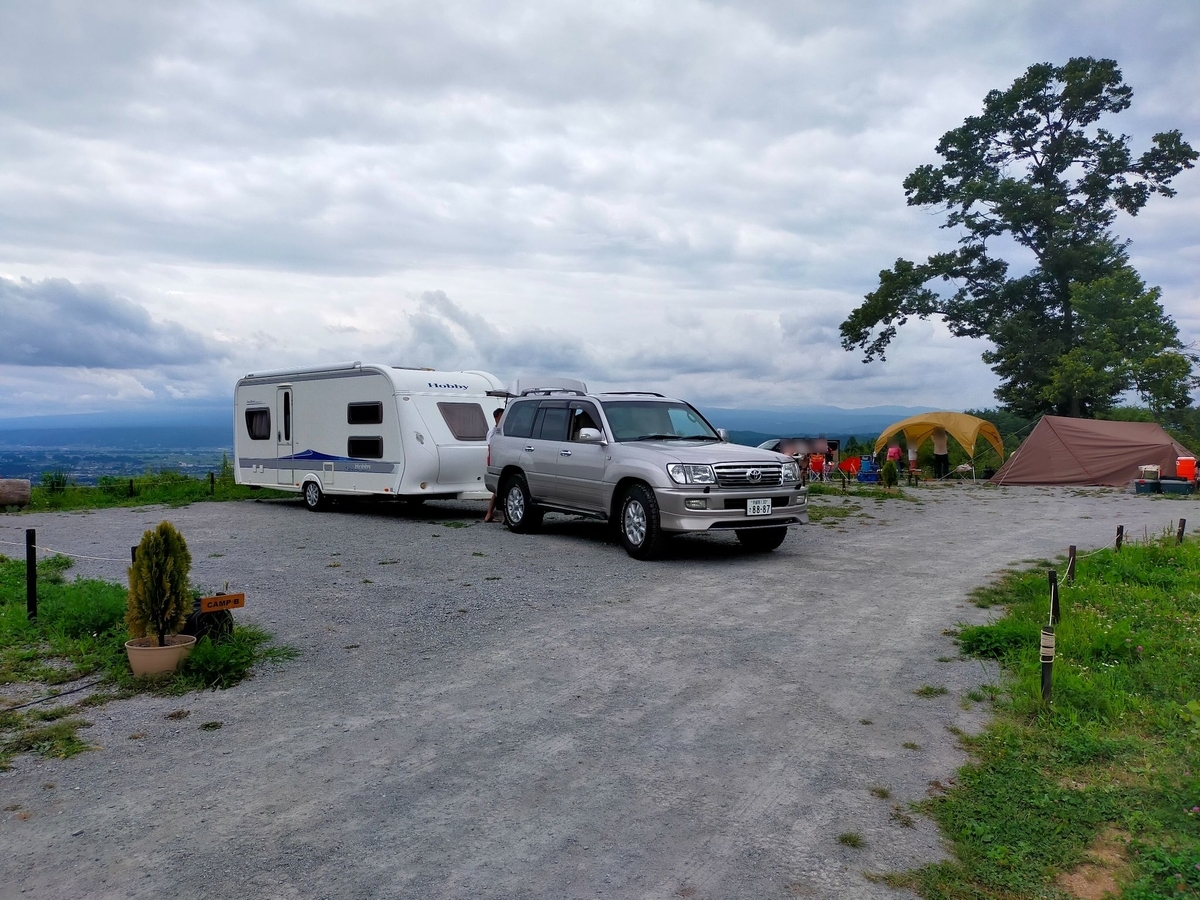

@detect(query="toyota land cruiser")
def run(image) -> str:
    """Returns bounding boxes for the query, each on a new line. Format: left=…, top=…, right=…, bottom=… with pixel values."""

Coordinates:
left=485, top=387, right=808, bottom=559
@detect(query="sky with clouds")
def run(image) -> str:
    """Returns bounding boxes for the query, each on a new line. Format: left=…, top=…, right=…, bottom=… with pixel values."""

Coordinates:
left=1, top=0, right=1197, bottom=419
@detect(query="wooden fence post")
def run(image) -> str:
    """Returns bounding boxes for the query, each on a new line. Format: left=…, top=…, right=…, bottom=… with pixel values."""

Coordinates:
left=1178, top=519, right=1187, bottom=545
left=26, top=528, right=37, bottom=621
left=1116, top=524, right=1124, bottom=552
left=1066, top=545, right=1076, bottom=584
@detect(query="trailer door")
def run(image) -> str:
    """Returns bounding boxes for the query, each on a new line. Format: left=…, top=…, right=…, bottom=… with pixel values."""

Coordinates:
left=276, top=386, right=294, bottom=485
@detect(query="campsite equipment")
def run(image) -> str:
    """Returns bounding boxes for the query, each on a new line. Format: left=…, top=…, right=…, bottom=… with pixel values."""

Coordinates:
left=1178, top=456, right=1196, bottom=481
left=856, top=456, right=881, bottom=483
left=1135, top=479, right=1161, bottom=495
left=873, top=412, right=1005, bottom=463
left=989, top=416, right=1196, bottom=486
left=1160, top=478, right=1196, bottom=496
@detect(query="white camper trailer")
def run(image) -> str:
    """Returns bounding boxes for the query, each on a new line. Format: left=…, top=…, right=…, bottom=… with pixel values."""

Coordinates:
left=234, top=363, right=506, bottom=510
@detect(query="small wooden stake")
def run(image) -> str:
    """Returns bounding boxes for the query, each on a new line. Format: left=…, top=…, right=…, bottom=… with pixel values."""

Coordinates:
left=1116, top=524, right=1124, bottom=552
left=1040, top=626, right=1055, bottom=703
left=1048, top=569, right=1059, bottom=625
left=1066, top=545, right=1076, bottom=584
left=1178, top=518, right=1187, bottom=545
left=209, top=471, right=215, bottom=495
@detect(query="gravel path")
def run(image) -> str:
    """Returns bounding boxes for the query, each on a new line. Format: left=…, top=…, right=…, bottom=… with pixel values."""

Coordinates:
left=0, top=485, right=1191, bottom=899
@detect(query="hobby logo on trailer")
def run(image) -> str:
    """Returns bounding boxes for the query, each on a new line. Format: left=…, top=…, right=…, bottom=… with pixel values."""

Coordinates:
left=428, top=382, right=469, bottom=390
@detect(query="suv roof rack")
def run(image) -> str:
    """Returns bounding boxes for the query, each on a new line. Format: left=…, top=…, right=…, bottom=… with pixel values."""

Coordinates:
left=599, top=391, right=666, bottom=397
left=519, top=387, right=587, bottom=397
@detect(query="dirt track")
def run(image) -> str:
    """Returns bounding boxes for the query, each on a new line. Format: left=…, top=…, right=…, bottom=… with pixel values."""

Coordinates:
left=1, top=485, right=1191, bottom=899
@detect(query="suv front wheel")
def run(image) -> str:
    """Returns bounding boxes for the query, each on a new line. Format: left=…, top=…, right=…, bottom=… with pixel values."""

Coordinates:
left=736, top=526, right=788, bottom=552
left=618, top=483, right=666, bottom=560
left=502, top=474, right=543, bottom=534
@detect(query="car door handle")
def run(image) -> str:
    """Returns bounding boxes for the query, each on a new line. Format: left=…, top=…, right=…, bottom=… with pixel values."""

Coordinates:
left=560, top=449, right=572, bottom=457
left=523, top=446, right=535, bottom=452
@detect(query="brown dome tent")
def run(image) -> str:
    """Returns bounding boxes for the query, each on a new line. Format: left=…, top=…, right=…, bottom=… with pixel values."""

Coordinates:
left=989, top=416, right=1196, bottom=486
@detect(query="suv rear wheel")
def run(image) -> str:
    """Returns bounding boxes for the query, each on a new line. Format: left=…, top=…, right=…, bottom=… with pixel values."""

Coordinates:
left=502, top=474, right=543, bottom=533
left=736, top=526, right=788, bottom=552
left=618, top=483, right=666, bottom=560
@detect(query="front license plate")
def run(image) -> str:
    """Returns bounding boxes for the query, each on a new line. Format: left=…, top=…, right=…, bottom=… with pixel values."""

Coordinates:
left=746, top=498, right=772, bottom=516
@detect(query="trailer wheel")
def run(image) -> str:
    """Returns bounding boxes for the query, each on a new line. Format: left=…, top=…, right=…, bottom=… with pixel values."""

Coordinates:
left=502, top=474, right=542, bottom=533
left=303, top=481, right=326, bottom=511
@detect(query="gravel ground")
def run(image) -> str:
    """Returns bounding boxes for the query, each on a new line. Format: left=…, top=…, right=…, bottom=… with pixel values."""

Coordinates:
left=0, top=484, right=1193, bottom=899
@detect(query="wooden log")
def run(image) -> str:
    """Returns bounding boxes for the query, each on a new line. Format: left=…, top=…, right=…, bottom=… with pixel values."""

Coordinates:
left=0, top=479, right=32, bottom=507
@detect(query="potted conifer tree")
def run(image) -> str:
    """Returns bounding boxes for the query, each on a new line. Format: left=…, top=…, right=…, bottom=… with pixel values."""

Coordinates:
left=124, top=521, right=197, bottom=677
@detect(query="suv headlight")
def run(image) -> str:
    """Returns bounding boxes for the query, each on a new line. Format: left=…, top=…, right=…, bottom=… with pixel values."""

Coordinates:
left=781, top=461, right=800, bottom=482
left=667, top=463, right=717, bottom=485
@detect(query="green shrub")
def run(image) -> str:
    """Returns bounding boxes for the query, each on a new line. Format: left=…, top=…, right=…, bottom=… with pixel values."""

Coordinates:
left=126, top=521, right=192, bottom=646
left=957, top=619, right=1041, bottom=658
left=881, top=459, right=899, bottom=488
left=39, top=468, right=71, bottom=493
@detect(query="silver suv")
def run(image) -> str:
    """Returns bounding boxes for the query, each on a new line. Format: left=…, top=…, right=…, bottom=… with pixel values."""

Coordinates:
left=485, top=388, right=808, bottom=559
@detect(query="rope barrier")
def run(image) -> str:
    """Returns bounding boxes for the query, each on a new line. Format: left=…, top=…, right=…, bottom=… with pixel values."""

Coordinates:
left=4, top=677, right=106, bottom=711
left=1075, top=533, right=1120, bottom=559
left=0, top=538, right=127, bottom=563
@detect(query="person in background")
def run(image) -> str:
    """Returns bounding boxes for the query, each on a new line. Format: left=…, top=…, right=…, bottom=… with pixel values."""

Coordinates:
left=932, top=427, right=950, bottom=479
left=886, top=439, right=902, bottom=471
left=908, top=440, right=918, bottom=474
left=483, top=408, right=505, bottom=523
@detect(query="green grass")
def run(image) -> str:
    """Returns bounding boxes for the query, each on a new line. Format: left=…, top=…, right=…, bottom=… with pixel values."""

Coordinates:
left=894, top=534, right=1200, bottom=898
left=914, top=684, right=949, bottom=698
left=0, top=553, right=296, bottom=769
left=14, top=469, right=291, bottom=513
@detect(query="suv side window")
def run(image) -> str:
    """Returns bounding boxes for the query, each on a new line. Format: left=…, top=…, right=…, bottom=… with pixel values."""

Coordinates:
left=568, top=402, right=602, bottom=440
left=535, top=404, right=570, bottom=441
left=503, top=401, right=537, bottom=438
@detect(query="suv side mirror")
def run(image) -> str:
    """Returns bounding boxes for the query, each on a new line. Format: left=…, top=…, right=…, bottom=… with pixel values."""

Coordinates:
left=717, top=428, right=729, bottom=442
left=577, top=427, right=605, bottom=443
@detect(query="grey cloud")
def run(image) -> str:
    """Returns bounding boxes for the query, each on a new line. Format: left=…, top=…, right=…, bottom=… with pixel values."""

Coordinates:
left=0, top=277, right=225, bottom=368
left=384, top=291, right=598, bottom=376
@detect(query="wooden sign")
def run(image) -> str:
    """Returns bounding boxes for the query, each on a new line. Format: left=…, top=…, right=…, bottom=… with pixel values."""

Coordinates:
left=199, top=592, right=245, bottom=613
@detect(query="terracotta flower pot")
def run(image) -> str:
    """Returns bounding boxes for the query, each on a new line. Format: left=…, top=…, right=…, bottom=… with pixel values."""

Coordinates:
left=124, top=634, right=197, bottom=677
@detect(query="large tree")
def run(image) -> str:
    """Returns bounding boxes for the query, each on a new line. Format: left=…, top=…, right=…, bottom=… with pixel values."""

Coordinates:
left=840, top=57, right=1198, bottom=418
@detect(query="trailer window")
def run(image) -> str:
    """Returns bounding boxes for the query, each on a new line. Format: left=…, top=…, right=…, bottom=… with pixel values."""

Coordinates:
left=245, top=408, right=271, bottom=441
left=437, top=402, right=488, bottom=441
left=502, top=401, right=537, bottom=438
left=347, top=436, right=383, bottom=459
left=347, top=402, right=383, bottom=425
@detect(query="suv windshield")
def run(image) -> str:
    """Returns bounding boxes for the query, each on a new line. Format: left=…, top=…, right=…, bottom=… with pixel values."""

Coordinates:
left=601, top=400, right=720, bottom=442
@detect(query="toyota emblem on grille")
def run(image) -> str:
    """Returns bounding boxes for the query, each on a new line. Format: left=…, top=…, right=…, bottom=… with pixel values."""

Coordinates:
left=748, top=468, right=762, bottom=482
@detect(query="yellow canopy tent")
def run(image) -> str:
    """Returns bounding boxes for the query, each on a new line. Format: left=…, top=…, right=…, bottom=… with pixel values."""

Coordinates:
left=873, top=412, right=1004, bottom=460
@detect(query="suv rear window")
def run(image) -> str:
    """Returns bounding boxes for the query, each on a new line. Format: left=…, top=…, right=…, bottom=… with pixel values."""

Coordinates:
left=502, top=401, right=538, bottom=438
left=536, top=406, right=570, bottom=441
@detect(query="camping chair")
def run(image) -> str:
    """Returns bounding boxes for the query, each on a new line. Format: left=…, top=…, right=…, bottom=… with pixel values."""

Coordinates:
left=953, top=463, right=975, bottom=482
left=808, top=453, right=827, bottom=482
